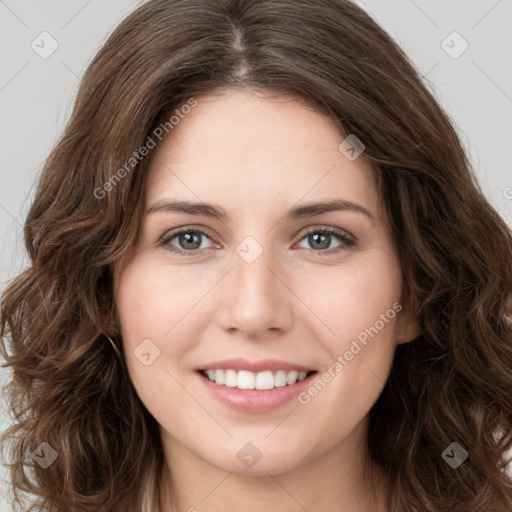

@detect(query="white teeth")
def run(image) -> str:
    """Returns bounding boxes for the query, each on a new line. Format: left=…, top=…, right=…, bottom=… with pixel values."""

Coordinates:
left=286, top=371, right=298, bottom=385
left=255, top=370, right=274, bottom=390
left=237, top=370, right=255, bottom=389
left=224, top=369, right=237, bottom=387
left=202, top=369, right=312, bottom=389
left=215, top=369, right=225, bottom=385
left=274, top=370, right=287, bottom=387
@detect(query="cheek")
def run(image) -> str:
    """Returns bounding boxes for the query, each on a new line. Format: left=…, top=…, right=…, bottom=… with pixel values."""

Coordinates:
left=114, top=257, right=193, bottom=381
left=114, top=258, right=201, bottom=419
left=115, top=254, right=210, bottom=344
left=295, top=249, right=402, bottom=422
left=295, top=247, right=402, bottom=344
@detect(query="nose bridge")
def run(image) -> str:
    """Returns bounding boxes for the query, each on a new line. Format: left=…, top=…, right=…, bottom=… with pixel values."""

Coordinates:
left=218, top=234, right=292, bottom=335
left=233, top=235, right=280, bottom=308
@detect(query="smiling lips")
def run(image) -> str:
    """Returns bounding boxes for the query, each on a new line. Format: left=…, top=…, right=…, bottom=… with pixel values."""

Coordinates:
left=197, top=359, right=318, bottom=412
left=197, top=358, right=317, bottom=392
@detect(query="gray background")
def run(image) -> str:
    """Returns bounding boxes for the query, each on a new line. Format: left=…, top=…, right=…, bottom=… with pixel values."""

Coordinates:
left=1, top=0, right=511, bottom=509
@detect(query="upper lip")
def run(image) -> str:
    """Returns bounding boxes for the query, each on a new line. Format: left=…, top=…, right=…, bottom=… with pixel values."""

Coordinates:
left=197, top=358, right=315, bottom=373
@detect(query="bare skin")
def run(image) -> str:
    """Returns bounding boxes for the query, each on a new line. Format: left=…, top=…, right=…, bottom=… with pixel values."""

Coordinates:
left=113, top=88, right=419, bottom=511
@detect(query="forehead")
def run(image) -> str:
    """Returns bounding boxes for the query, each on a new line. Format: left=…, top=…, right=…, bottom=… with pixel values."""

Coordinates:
left=145, top=89, right=379, bottom=220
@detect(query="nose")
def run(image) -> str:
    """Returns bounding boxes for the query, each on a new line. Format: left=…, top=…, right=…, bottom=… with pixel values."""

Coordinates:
left=217, top=239, right=294, bottom=339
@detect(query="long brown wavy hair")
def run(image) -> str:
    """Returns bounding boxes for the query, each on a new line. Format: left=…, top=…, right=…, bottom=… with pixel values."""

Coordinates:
left=1, top=0, right=512, bottom=510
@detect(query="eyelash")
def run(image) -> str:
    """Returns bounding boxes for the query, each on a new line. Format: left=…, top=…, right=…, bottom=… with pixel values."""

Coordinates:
left=159, top=226, right=356, bottom=257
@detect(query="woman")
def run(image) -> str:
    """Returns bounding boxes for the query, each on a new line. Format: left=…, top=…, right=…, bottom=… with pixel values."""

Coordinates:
left=1, top=0, right=511, bottom=511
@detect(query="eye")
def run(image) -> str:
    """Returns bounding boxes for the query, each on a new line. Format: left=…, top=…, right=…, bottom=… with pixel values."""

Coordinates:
left=295, top=227, right=355, bottom=256
left=159, top=227, right=217, bottom=255
left=159, top=226, right=356, bottom=256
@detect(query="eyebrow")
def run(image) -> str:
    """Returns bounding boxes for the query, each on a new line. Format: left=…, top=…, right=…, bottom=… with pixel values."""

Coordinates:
left=146, top=198, right=376, bottom=225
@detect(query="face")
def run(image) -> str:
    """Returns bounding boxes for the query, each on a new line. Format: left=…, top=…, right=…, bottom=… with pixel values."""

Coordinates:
left=113, top=88, right=418, bottom=477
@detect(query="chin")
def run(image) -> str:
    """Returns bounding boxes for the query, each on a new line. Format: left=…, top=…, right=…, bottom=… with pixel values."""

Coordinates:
left=201, top=437, right=313, bottom=476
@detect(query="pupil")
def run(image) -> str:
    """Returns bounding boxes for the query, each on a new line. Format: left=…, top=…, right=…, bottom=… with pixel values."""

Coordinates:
left=180, top=232, right=200, bottom=249
left=311, top=233, right=329, bottom=249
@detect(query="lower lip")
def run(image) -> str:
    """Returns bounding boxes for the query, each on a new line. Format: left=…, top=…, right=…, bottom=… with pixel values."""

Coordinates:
left=197, top=371, right=317, bottom=413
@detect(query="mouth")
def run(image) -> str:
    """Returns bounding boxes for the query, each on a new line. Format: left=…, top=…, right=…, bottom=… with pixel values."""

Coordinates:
left=195, top=358, right=318, bottom=412
left=198, top=368, right=317, bottom=391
